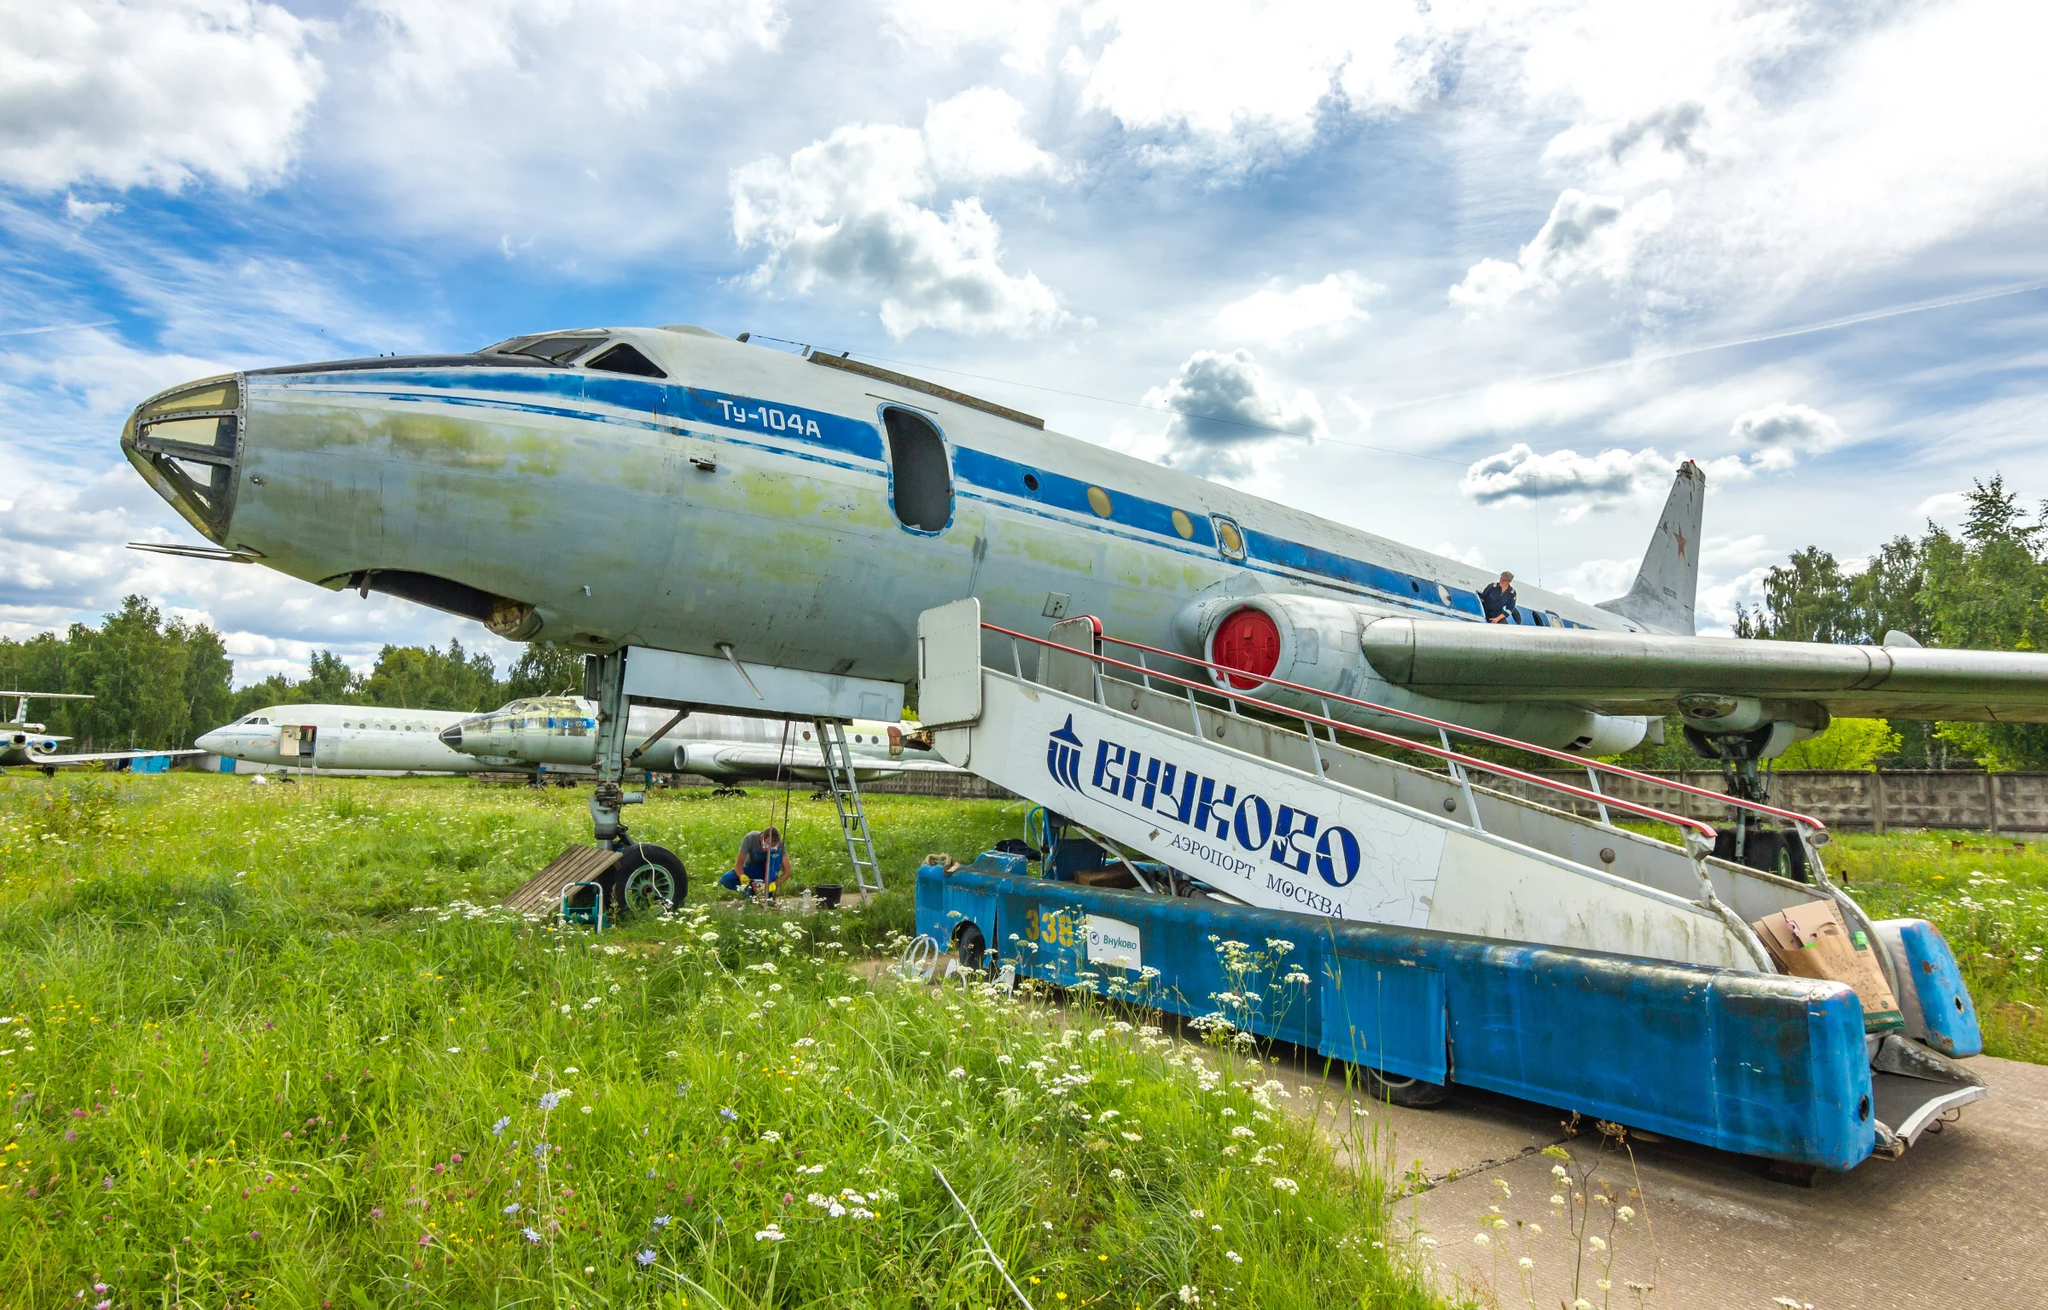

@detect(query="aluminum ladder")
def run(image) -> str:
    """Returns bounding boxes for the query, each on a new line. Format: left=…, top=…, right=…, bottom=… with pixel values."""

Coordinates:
left=814, top=718, right=883, bottom=893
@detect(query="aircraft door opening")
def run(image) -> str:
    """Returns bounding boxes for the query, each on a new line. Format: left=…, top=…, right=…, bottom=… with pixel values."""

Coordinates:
left=881, top=406, right=953, bottom=533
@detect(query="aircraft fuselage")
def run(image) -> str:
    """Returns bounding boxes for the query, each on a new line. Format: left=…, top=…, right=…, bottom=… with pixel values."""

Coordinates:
left=124, top=327, right=1653, bottom=753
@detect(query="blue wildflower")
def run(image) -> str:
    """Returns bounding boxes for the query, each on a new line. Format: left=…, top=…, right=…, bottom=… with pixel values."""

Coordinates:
left=538, top=1091, right=563, bottom=1112
left=492, top=1116, right=511, bottom=1136
left=533, top=1141, right=550, bottom=1160
left=636, top=1249, right=657, bottom=1267
left=503, top=1202, right=520, bottom=1215
left=522, top=1226, right=543, bottom=1245
left=718, top=1107, right=737, bottom=1123
left=652, top=1214, right=672, bottom=1229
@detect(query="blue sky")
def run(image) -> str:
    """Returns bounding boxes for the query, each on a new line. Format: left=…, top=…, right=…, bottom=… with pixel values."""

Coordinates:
left=5, top=0, right=2047, bottom=683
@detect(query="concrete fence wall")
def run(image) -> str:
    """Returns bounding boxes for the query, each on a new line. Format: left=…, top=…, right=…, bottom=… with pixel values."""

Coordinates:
left=864, top=766, right=2048, bottom=834
left=859, top=771, right=1020, bottom=801
left=1503, top=769, right=2048, bottom=835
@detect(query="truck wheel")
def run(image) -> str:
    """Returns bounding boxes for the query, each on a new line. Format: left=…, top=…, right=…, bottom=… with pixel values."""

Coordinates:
left=1366, top=1068, right=1447, bottom=1107
left=955, top=922, right=987, bottom=971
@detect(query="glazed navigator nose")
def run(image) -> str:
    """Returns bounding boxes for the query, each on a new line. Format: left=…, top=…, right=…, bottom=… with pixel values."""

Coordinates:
left=120, top=374, right=244, bottom=544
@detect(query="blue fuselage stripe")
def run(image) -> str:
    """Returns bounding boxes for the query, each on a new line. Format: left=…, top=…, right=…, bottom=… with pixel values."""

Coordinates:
left=266, top=368, right=1586, bottom=627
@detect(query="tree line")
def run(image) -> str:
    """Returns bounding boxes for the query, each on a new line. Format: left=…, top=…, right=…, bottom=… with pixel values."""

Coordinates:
left=0, top=595, right=587, bottom=750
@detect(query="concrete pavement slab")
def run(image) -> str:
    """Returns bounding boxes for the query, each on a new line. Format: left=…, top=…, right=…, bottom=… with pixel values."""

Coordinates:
left=1391, top=1055, right=2048, bottom=1309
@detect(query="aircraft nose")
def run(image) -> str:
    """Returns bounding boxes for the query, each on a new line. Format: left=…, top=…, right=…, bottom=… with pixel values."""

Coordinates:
left=121, top=373, right=244, bottom=544
left=438, top=724, right=464, bottom=749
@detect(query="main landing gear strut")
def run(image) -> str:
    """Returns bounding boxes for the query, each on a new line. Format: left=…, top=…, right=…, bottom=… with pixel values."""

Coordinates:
left=584, top=649, right=688, bottom=913
left=1684, top=724, right=1809, bottom=882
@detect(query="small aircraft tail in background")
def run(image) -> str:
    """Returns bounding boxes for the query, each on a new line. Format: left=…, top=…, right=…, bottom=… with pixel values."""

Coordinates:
left=1597, top=460, right=1704, bottom=636
left=1, top=690, right=202, bottom=772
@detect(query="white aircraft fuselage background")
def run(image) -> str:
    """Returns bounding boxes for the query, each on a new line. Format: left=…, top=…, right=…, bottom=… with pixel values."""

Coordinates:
left=199, top=700, right=951, bottom=780
left=442, top=698, right=951, bottom=779
left=198, top=705, right=503, bottom=773
left=125, top=326, right=1666, bottom=753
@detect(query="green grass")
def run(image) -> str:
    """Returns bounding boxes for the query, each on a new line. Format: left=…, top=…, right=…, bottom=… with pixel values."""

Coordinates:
left=0, top=774, right=1435, bottom=1309
left=1824, top=831, right=2048, bottom=1064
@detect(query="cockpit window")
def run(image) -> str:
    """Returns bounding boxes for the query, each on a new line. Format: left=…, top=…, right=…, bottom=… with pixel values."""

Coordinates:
left=583, top=343, right=666, bottom=378
left=485, top=333, right=608, bottom=365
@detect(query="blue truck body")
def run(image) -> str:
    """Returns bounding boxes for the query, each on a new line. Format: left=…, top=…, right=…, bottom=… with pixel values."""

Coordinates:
left=917, top=862, right=1981, bottom=1170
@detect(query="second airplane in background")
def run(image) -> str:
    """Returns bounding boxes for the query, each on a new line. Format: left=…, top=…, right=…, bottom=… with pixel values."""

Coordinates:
left=437, top=696, right=956, bottom=784
left=200, top=697, right=954, bottom=784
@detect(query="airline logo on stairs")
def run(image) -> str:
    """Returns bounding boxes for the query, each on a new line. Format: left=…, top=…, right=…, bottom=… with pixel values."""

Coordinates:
left=1025, top=709, right=1447, bottom=925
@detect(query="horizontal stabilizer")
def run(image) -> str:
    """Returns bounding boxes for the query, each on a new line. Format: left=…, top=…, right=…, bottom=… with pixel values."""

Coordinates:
left=1357, top=617, right=2048, bottom=723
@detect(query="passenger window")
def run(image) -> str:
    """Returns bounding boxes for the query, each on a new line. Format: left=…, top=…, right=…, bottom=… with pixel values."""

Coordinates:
left=882, top=407, right=953, bottom=532
left=1212, top=515, right=1248, bottom=561
left=584, top=343, right=666, bottom=378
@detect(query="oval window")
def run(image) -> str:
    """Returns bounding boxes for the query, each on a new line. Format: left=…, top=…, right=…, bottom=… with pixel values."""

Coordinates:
left=1023, top=473, right=1040, bottom=492
left=1212, top=515, right=1248, bottom=561
left=1171, top=508, right=1195, bottom=539
left=1086, top=485, right=1113, bottom=517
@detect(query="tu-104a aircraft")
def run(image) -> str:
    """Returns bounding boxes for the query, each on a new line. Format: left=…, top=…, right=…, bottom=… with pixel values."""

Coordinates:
left=117, top=324, right=2048, bottom=863
left=2, top=691, right=204, bottom=774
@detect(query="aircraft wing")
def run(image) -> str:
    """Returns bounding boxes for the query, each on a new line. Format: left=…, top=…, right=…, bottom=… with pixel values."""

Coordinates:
left=1356, top=619, right=2048, bottom=722
left=23, top=748, right=209, bottom=767
left=681, top=744, right=958, bottom=779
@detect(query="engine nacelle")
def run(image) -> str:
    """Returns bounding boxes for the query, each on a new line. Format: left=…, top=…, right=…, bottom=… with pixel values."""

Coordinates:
left=1183, top=593, right=1649, bottom=756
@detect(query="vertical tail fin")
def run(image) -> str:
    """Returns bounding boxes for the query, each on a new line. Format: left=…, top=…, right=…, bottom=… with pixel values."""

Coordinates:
left=1596, top=460, right=1704, bottom=635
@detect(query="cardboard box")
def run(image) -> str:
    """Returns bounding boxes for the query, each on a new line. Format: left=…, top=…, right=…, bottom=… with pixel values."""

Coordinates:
left=1751, top=898, right=1905, bottom=1033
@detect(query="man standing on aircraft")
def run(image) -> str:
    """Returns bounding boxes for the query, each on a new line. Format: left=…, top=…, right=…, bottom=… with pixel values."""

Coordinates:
left=1480, top=572, right=1520, bottom=624
left=719, top=826, right=790, bottom=898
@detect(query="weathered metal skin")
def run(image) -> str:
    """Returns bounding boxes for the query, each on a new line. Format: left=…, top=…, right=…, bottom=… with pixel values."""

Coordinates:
left=921, top=865, right=1880, bottom=1170
left=119, top=323, right=2048, bottom=747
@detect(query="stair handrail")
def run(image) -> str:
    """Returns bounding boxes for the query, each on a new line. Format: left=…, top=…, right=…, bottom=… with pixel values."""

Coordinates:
left=981, top=620, right=1720, bottom=841
left=1076, top=624, right=1830, bottom=838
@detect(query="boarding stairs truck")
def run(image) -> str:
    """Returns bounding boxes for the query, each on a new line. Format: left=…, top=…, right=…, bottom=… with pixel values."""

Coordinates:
left=909, top=599, right=1987, bottom=1173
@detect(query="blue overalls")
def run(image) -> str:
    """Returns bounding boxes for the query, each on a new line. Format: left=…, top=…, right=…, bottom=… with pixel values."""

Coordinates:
left=719, top=845, right=784, bottom=895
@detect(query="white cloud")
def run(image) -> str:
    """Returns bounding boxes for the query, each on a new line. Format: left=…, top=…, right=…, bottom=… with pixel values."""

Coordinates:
left=1450, top=0, right=2048, bottom=319
left=0, top=0, right=323, bottom=192
left=1553, top=556, right=1635, bottom=603
left=1916, top=491, right=1969, bottom=525
left=1071, top=1, right=1439, bottom=161
left=730, top=94, right=1068, bottom=338
left=883, top=0, right=1066, bottom=72
left=360, top=0, right=784, bottom=113
left=1461, top=442, right=1674, bottom=514
left=1449, top=188, right=1672, bottom=312
left=922, top=87, right=1063, bottom=182
left=1215, top=271, right=1377, bottom=345
left=1729, top=402, right=1842, bottom=471
left=63, top=194, right=119, bottom=224
left=1144, top=348, right=1322, bottom=481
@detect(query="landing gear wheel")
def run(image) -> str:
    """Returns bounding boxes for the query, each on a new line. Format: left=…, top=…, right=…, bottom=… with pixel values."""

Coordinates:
left=1365, top=1067, right=1447, bottom=1107
left=955, top=922, right=987, bottom=971
left=1712, top=828, right=1809, bottom=882
left=614, top=843, right=687, bottom=914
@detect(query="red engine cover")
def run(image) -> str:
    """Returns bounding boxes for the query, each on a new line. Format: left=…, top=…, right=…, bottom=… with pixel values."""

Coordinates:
left=1212, top=606, right=1281, bottom=690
